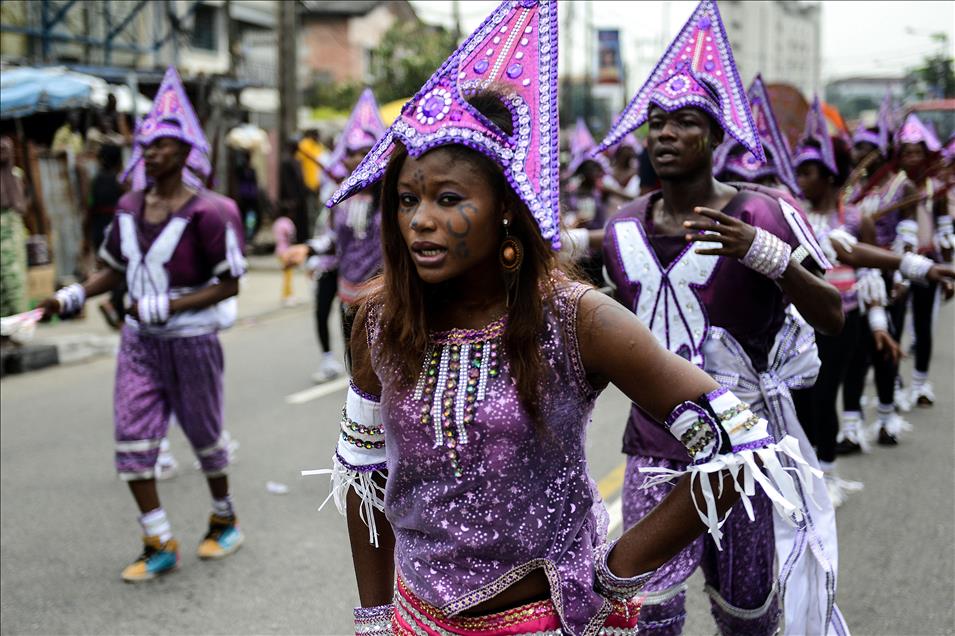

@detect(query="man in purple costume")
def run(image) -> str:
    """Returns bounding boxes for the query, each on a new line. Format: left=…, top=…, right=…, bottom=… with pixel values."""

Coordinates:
left=41, top=67, right=247, bottom=582
left=594, top=2, right=847, bottom=634
left=284, top=88, right=386, bottom=361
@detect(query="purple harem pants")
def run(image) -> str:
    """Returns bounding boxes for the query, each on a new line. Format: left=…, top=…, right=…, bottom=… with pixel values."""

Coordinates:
left=113, top=327, right=230, bottom=480
left=623, top=455, right=780, bottom=636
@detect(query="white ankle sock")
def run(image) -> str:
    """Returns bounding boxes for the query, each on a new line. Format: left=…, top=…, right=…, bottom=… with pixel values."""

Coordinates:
left=140, top=508, right=173, bottom=543
left=212, top=495, right=235, bottom=519
left=912, top=370, right=928, bottom=389
left=877, top=403, right=894, bottom=424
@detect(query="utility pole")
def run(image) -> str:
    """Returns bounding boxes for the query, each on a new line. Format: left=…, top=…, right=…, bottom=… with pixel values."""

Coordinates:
left=226, top=0, right=240, bottom=78
left=562, top=1, right=573, bottom=119
left=583, top=1, right=593, bottom=125
left=278, top=0, right=298, bottom=190
left=452, top=0, right=462, bottom=44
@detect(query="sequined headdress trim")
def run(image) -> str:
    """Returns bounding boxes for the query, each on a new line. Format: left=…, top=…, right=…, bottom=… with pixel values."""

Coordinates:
left=326, top=0, right=562, bottom=249
left=325, top=88, right=386, bottom=180
left=566, top=117, right=608, bottom=175
left=895, top=112, right=942, bottom=152
left=121, top=66, right=211, bottom=191
left=851, top=92, right=891, bottom=156
left=793, top=96, right=837, bottom=175
left=595, top=0, right=762, bottom=163
left=714, top=74, right=798, bottom=193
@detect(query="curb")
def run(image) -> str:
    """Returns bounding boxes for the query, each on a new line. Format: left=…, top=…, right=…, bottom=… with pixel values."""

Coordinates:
left=1, top=301, right=311, bottom=378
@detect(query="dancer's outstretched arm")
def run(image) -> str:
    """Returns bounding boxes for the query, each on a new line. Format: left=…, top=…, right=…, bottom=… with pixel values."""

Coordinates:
left=578, top=291, right=740, bottom=577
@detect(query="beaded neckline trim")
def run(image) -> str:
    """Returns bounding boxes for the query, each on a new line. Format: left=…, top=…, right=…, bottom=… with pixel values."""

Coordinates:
left=430, top=314, right=508, bottom=345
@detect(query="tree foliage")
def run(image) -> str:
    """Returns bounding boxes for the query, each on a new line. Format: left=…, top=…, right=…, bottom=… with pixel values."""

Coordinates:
left=369, top=21, right=457, bottom=104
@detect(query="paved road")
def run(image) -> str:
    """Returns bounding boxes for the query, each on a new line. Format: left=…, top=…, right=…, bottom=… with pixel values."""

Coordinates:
left=1, top=302, right=952, bottom=635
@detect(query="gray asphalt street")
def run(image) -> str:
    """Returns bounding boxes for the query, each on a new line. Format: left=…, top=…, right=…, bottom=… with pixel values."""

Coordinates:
left=1, top=302, right=952, bottom=635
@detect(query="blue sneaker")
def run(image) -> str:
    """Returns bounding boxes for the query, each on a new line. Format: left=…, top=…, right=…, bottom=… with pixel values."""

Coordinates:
left=121, top=536, right=179, bottom=582
left=197, top=514, right=244, bottom=559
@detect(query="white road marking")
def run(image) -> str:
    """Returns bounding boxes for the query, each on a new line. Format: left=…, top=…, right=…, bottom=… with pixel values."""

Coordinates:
left=606, top=495, right=623, bottom=538
left=285, top=377, right=350, bottom=404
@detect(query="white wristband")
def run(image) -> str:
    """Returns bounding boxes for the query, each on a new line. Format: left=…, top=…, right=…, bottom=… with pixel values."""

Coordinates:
left=54, top=283, right=86, bottom=316
left=137, top=294, right=170, bottom=325
left=868, top=305, right=889, bottom=333
left=899, top=252, right=933, bottom=283
left=740, top=228, right=792, bottom=280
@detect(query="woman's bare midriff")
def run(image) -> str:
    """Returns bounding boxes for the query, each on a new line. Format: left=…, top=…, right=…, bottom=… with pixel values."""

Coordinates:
left=461, top=568, right=552, bottom=616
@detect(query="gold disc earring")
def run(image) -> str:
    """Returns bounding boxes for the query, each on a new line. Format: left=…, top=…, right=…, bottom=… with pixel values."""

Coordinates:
left=499, top=218, right=524, bottom=272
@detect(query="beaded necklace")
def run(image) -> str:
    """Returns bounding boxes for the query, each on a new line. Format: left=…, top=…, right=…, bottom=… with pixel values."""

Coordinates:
left=413, top=315, right=506, bottom=477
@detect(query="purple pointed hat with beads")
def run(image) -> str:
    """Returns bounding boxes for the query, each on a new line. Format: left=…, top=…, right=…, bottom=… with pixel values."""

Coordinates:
left=326, top=0, right=562, bottom=248
left=121, top=66, right=211, bottom=191
left=566, top=117, right=609, bottom=175
left=593, top=0, right=763, bottom=162
left=852, top=92, right=891, bottom=156
left=793, top=95, right=837, bottom=175
left=325, top=88, right=387, bottom=181
left=895, top=112, right=942, bottom=152
left=714, top=74, right=798, bottom=193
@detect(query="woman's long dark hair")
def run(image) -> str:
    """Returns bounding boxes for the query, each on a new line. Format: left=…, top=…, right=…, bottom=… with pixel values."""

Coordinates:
left=364, top=87, right=567, bottom=426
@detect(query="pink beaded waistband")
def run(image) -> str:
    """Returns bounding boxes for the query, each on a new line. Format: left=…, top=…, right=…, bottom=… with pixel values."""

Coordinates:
left=392, top=576, right=641, bottom=635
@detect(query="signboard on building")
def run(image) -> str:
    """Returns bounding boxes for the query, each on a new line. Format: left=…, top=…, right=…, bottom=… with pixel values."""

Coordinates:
left=597, top=29, right=623, bottom=85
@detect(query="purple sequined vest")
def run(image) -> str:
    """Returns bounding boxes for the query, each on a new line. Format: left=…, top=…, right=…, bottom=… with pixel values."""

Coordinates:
left=366, top=281, right=617, bottom=635
left=603, top=185, right=801, bottom=462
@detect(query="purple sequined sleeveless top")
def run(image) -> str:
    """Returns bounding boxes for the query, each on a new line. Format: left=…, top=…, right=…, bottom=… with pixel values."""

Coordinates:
left=366, top=281, right=617, bottom=635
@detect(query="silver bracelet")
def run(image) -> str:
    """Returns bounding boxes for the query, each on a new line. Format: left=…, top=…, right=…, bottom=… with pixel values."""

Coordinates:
left=593, top=540, right=655, bottom=601
left=353, top=604, right=392, bottom=636
left=898, top=252, right=933, bottom=284
left=740, top=228, right=792, bottom=280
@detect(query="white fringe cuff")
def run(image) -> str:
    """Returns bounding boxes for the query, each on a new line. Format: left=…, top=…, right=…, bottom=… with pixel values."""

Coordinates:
left=639, top=435, right=821, bottom=550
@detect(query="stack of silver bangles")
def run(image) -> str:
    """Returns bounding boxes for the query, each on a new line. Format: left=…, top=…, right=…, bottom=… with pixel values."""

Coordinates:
left=54, top=283, right=86, bottom=316
left=593, top=540, right=654, bottom=601
left=353, top=604, right=392, bottom=635
left=740, top=228, right=792, bottom=280
left=137, top=294, right=170, bottom=325
left=899, top=252, right=933, bottom=283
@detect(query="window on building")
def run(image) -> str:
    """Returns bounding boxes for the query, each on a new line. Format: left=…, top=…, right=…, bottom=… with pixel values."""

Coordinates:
left=190, top=4, right=219, bottom=52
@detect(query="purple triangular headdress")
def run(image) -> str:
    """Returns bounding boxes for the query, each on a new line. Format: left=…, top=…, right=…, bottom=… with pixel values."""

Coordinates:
left=325, top=88, right=386, bottom=181
left=794, top=95, right=837, bottom=175
left=327, top=0, right=562, bottom=248
left=715, top=74, right=798, bottom=193
left=566, top=117, right=608, bottom=175
left=594, top=0, right=762, bottom=162
left=944, top=133, right=955, bottom=161
left=895, top=112, right=942, bottom=152
left=121, top=67, right=211, bottom=191
left=851, top=92, right=891, bottom=156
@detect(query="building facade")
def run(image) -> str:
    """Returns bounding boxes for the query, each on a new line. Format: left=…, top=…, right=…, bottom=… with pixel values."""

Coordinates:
left=719, top=0, right=821, bottom=97
left=298, top=0, right=418, bottom=87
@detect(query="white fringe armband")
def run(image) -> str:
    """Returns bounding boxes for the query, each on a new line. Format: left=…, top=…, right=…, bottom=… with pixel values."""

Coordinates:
left=640, top=388, right=820, bottom=549
left=302, top=382, right=387, bottom=546
left=855, top=268, right=887, bottom=306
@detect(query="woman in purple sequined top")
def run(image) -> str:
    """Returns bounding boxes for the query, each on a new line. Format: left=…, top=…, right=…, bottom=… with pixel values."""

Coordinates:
left=328, top=88, right=763, bottom=636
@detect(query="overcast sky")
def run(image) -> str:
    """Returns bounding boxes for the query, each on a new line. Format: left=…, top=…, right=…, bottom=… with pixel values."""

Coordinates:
left=410, top=0, right=955, bottom=86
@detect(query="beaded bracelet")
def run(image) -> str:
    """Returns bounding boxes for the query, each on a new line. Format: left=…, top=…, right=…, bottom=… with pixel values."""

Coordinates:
left=54, top=283, right=86, bottom=316
left=593, top=541, right=655, bottom=601
left=353, top=604, right=392, bottom=636
left=740, top=228, right=792, bottom=280
left=898, top=252, right=933, bottom=284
